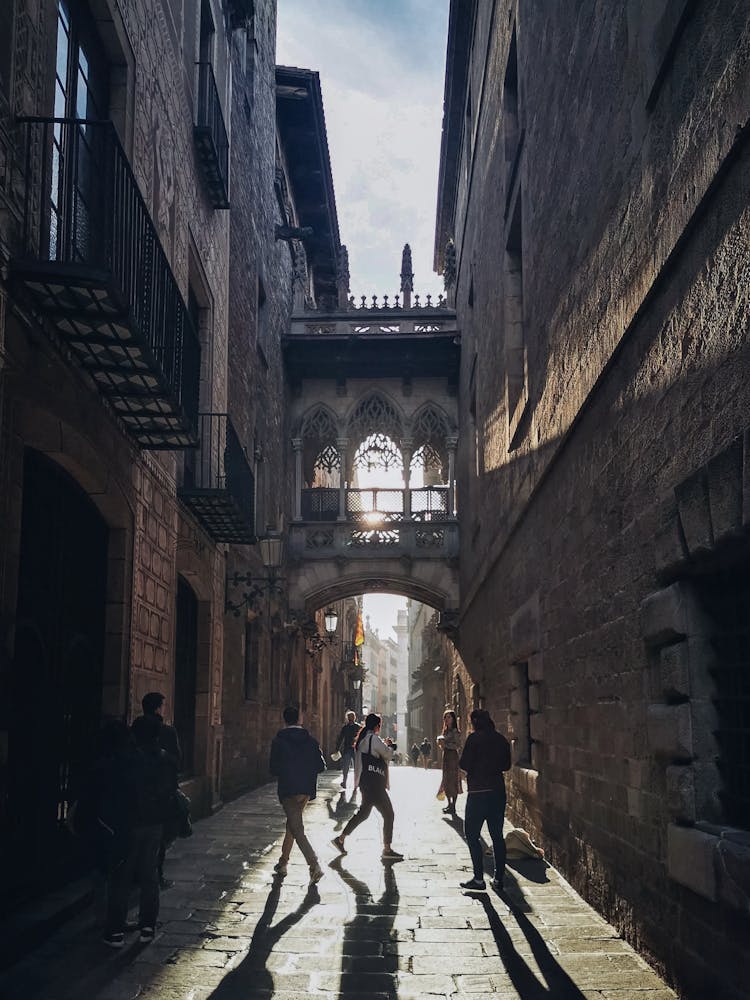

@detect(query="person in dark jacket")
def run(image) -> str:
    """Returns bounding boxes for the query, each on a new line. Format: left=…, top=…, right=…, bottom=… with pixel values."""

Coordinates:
left=269, top=706, right=326, bottom=884
left=458, top=708, right=511, bottom=892
left=138, top=691, right=182, bottom=888
left=335, top=710, right=360, bottom=790
left=103, top=714, right=177, bottom=946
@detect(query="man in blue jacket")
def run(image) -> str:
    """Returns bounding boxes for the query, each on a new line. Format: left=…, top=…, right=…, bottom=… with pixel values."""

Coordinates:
left=269, top=705, right=326, bottom=884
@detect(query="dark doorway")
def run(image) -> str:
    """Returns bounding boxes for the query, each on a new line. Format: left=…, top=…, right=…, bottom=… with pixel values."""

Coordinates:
left=174, top=577, right=198, bottom=776
left=3, top=449, right=109, bottom=909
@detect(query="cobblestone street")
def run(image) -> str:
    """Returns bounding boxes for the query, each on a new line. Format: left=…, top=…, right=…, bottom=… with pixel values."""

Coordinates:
left=1, top=768, right=677, bottom=1000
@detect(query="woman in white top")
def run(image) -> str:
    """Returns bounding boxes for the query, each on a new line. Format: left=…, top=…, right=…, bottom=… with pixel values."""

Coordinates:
left=331, top=713, right=403, bottom=860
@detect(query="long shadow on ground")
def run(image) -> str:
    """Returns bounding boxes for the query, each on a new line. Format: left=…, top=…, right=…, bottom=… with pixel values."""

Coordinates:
left=329, top=856, right=400, bottom=1000
left=207, top=877, right=320, bottom=998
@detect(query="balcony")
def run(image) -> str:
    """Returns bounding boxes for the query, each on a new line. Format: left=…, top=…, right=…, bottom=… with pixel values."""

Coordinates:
left=194, top=63, right=230, bottom=209
left=300, top=485, right=450, bottom=523
left=11, top=117, right=199, bottom=448
left=178, top=413, right=255, bottom=543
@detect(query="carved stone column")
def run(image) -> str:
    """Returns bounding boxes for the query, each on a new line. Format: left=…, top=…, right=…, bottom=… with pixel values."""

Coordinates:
left=400, top=243, right=413, bottom=310
left=292, top=437, right=303, bottom=522
left=402, top=437, right=413, bottom=521
left=447, top=435, right=458, bottom=517
left=337, top=437, right=349, bottom=521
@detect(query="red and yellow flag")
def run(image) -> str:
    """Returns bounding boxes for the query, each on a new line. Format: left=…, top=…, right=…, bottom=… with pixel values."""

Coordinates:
left=354, top=609, right=365, bottom=648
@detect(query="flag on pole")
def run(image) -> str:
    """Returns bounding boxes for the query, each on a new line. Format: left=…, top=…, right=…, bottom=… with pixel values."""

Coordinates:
left=354, top=609, right=365, bottom=649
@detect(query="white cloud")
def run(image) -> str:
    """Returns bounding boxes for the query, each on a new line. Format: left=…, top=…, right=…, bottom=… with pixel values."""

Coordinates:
left=277, top=0, right=450, bottom=298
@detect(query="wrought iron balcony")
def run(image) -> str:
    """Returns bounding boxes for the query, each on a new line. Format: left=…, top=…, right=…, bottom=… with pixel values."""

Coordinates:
left=11, top=117, right=199, bottom=448
left=194, top=63, right=230, bottom=209
left=179, top=413, right=255, bottom=543
left=299, top=485, right=450, bottom=523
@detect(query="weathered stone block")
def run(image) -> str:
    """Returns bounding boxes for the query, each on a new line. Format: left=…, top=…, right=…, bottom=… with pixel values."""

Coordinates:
left=675, top=472, right=713, bottom=556
left=646, top=703, right=693, bottom=760
left=627, top=786, right=642, bottom=819
left=659, top=642, right=690, bottom=701
left=652, top=515, right=688, bottom=576
left=527, top=650, right=544, bottom=682
left=529, top=712, right=545, bottom=742
left=665, top=765, right=695, bottom=823
left=706, top=439, right=743, bottom=543
left=640, top=582, right=707, bottom=646
left=528, top=683, right=541, bottom=711
left=716, top=838, right=750, bottom=912
left=667, top=824, right=718, bottom=901
left=509, top=590, right=540, bottom=661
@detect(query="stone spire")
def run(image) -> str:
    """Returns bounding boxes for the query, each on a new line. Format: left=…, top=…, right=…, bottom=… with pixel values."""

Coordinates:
left=337, top=244, right=350, bottom=309
left=443, top=238, right=456, bottom=307
left=400, top=243, right=414, bottom=309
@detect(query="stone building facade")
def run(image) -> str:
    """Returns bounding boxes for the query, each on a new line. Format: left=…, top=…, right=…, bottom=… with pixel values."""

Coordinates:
left=0, top=0, right=344, bottom=910
left=435, top=1, right=750, bottom=995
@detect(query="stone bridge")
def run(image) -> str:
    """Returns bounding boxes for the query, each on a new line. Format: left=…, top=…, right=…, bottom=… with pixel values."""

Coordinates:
left=282, top=251, right=460, bottom=620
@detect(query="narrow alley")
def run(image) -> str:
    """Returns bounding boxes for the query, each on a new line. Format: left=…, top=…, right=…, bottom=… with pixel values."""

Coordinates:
left=2, top=768, right=675, bottom=1000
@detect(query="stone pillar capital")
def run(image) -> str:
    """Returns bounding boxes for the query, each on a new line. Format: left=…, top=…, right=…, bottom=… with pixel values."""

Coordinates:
left=292, top=437, right=304, bottom=451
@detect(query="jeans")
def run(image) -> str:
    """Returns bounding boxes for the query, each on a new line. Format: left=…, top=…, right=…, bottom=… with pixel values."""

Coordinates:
left=464, top=789, right=507, bottom=880
left=280, top=794, right=318, bottom=867
left=342, top=782, right=394, bottom=845
left=340, top=749, right=355, bottom=787
left=105, top=823, right=162, bottom=933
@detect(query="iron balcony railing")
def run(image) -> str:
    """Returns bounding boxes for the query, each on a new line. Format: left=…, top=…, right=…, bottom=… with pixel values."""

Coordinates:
left=179, top=412, right=255, bottom=543
left=194, top=62, right=230, bottom=209
left=12, top=117, right=200, bottom=447
left=299, top=485, right=451, bottom=523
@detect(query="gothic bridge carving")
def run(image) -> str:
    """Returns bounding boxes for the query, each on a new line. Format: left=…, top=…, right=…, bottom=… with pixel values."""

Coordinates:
left=282, top=247, right=460, bottom=619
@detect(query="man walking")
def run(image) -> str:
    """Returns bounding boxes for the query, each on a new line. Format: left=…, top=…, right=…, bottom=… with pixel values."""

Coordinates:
left=269, top=706, right=326, bottom=884
left=138, top=692, right=182, bottom=888
left=419, top=736, right=432, bottom=769
left=335, top=710, right=360, bottom=790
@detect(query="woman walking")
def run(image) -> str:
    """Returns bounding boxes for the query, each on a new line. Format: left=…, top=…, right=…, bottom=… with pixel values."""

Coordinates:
left=331, top=714, right=403, bottom=860
left=436, top=710, right=463, bottom=815
left=458, top=708, right=511, bottom=891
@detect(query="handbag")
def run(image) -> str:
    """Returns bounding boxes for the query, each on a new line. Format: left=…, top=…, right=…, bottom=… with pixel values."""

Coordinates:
left=166, top=788, right=193, bottom=840
left=436, top=788, right=446, bottom=801
left=358, top=734, right=387, bottom=791
left=331, top=750, right=342, bottom=762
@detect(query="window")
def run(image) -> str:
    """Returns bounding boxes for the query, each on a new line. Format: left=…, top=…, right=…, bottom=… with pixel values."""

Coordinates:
left=244, top=620, right=260, bottom=699
left=510, top=661, right=533, bottom=766
left=696, top=567, right=750, bottom=829
left=504, top=196, right=526, bottom=438
left=51, top=0, right=110, bottom=260
left=502, top=25, right=527, bottom=448
left=503, top=29, right=520, bottom=207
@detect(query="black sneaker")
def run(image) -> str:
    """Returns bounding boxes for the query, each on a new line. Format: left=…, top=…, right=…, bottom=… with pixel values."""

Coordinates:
left=102, top=931, right=125, bottom=948
left=139, top=926, right=155, bottom=943
left=460, top=877, right=487, bottom=891
left=159, top=877, right=174, bottom=890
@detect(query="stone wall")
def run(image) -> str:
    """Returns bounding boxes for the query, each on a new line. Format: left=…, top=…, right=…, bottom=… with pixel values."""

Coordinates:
left=444, top=1, right=750, bottom=995
left=219, top=0, right=303, bottom=799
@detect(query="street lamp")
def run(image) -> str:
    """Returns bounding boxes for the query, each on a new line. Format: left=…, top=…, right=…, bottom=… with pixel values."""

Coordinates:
left=304, top=606, right=340, bottom=656
left=225, top=531, right=285, bottom=616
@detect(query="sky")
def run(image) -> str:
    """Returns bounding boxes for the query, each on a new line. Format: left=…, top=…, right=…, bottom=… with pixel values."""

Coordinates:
left=277, top=0, right=450, bottom=638
left=276, top=0, right=450, bottom=302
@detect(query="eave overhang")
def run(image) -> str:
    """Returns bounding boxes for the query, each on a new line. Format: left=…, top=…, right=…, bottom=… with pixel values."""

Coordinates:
left=276, top=65, right=341, bottom=302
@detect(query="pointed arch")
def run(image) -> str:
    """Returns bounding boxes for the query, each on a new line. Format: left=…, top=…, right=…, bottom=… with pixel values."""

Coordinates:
left=346, top=390, right=404, bottom=450
left=299, top=403, right=340, bottom=487
left=410, top=402, right=452, bottom=480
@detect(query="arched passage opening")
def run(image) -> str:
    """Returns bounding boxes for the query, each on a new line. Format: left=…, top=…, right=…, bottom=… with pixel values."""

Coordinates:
left=4, top=448, right=109, bottom=907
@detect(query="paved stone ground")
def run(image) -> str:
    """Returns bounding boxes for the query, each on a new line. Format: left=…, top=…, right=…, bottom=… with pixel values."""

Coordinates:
left=0, top=768, right=678, bottom=1000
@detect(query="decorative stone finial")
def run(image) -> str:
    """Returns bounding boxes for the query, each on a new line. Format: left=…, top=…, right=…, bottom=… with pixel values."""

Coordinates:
left=337, top=244, right=350, bottom=308
left=443, top=239, right=456, bottom=290
left=400, top=243, right=414, bottom=293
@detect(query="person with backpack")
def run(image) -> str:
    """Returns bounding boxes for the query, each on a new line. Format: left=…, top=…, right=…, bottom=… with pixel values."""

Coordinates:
left=458, top=708, right=511, bottom=892
left=330, top=713, right=403, bottom=861
left=102, top=713, right=177, bottom=946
